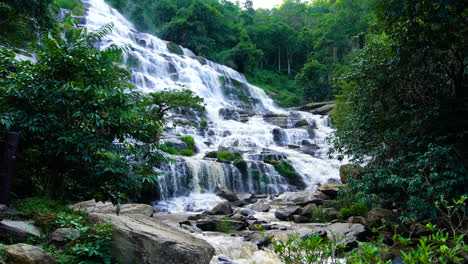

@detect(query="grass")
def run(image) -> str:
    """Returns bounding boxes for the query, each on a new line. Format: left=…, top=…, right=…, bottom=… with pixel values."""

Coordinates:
left=179, top=136, right=195, bottom=151
left=216, top=218, right=233, bottom=233
left=217, top=151, right=242, bottom=161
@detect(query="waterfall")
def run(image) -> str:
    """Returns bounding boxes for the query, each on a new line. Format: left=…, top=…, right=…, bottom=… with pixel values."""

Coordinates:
left=82, top=0, right=343, bottom=207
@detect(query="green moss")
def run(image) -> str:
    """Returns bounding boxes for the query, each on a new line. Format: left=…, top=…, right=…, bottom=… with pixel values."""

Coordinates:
left=216, top=218, right=233, bottom=233
left=274, top=162, right=306, bottom=189
left=179, top=136, right=195, bottom=151
left=217, top=151, right=242, bottom=161
left=233, top=159, right=248, bottom=175
left=205, top=151, right=218, bottom=158
left=199, top=120, right=208, bottom=129
left=180, top=149, right=195, bottom=156
left=167, top=42, right=183, bottom=55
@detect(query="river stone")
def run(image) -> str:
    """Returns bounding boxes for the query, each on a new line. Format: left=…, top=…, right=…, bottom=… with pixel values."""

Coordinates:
left=0, top=223, right=28, bottom=242
left=275, top=206, right=301, bottom=221
left=6, top=243, right=57, bottom=264
left=69, top=200, right=154, bottom=216
left=249, top=202, right=270, bottom=212
left=318, top=182, right=345, bottom=198
left=211, top=201, right=233, bottom=215
left=244, top=232, right=273, bottom=248
left=293, top=215, right=310, bottom=223
left=214, top=185, right=238, bottom=202
left=50, top=228, right=79, bottom=247
left=325, top=223, right=367, bottom=244
left=366, top=208, right=397, bottom=227
left=300, top=203, right=318, bottom=218
left=1, top=220, right=41, bottom=237
left=88, top=213, right=215, bottom=264
left=277, top=191, right=324, bottom=206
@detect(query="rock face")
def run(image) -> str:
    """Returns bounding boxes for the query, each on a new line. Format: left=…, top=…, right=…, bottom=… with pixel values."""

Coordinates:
left=215, top=185, right=238, bottom=202
left=0, top=223, right=28, bottom=243
left=263, top=114, right=289, bottom=128
left=50, top=228, right=78, bottom=247
left=88, top=213, right=215, bottom=264
left=1, top=220, right=41, bottom=237
left=69, top=200, right=154, bottom=216
left=6, top=243, right=57, bottom=264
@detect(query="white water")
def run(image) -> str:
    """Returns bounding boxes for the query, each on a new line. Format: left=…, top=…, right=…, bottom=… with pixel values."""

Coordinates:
left=82, top=0, right=342, bottom=208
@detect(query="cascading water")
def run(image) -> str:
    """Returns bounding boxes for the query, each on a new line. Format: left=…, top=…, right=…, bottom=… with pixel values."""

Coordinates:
left=81, top=0, right=343, bottom=210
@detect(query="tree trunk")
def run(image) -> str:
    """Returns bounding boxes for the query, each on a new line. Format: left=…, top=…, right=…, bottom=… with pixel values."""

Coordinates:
left=0, top=132, right=20, bottom=205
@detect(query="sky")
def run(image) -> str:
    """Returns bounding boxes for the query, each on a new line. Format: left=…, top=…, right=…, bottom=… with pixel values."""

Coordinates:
left=228, top=0, right=284, bottom=9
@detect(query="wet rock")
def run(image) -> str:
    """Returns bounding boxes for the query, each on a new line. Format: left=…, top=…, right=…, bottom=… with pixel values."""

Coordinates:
left=275, top=206, right=301, bottom=221
left=196, top=219, right=247, bottom=232
left=162, top=137, right=189, bottom=152
left=288, top=144, right=301, bottom=149
left=214, top=185, right=238, bottom=202
left=230, top=200, right=248, bottom=207
left=6, top=243, right=57, bottom=264
left=192, top=56, right=207, bottom=65
left=219, top=108, right=240, bottom=121
left=88, top=213, right=215, bottom=264
left=263, top=114, right=289, bottom=128
left=366, top=208, right=397, bottom=228
left=294, top=120, right=309, bottom=127
left=218, top=255, right=234, bottom=264
left=211, top=201, right=233, bottom=215
left=300, top=203, right=318, bottom=218
left=293, top=215, right=310, bottom=223
left=272, top=128, right=287, bottom=146
left=238, top=208, right=256, bottom=216
left=249, top=202, right=270, bottom=212
left=0, top=204, right=7, bottom=212
left=181, top=224, right=203, bottom=234
left=69, top=200, right=154, bottom=216
left=318, top=182, right=345, bottom=198
left=237, top=192, right=256, bottom=203
left=244, top=232, right=273, bottom=248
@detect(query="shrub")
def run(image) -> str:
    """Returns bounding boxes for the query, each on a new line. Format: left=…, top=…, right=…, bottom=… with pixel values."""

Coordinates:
left=310, top=207, right=333, bottom=223
left=164, top=148, right=180, bottom=155
left=50, top=214, right=113, bottom=264
left=199, top=120, right=208, bottom=129
left=274, top=162, right=306, bottom=189
left=338, top=202, right=369, bottom=219
left=233, top=159, right=248, bottom=176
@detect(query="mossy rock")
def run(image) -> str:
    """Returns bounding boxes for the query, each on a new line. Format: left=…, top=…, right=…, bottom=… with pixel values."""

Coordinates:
left=167, top=42, right=183, bottom=55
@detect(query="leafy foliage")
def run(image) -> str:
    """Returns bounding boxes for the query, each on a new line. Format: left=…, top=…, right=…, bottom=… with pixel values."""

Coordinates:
left=331, top=0, right=467, bottom=218
left=0, top=20, right=163, bottom=203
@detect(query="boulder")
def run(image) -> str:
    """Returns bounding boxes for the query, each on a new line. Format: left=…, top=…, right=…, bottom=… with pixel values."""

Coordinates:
left=211, top=201, right=233, bottom=215
left=300, top=203, right=318, bottom=218
left=292, top=215, right=310, bottom=223
left=69, top=200, right=154, bottom=216
left=6, top=243, right=57, bottom=264
left=277, top=191, right=324, bottom=206
left=275, top=206, right=301, bottom=221
left=244, top=232, right=272, bottom=248
left=237, top=192, right=256, bottom=203
left=0, top=204, right=7, bottom=212
left=312, top=191, right=331, bottom=201
left=196, top=219, right=247, bottom=232
left=348, top=216, right=366, bottom=225
left=366, top=208, right=397, bottom=227
left=50, top=228, right=79, bottom=247
left=325, top=223, right=367, bottom=245
left=88, top=213, right=215, bottom=264
left=0, top=220, right=41, bottom=237
left=238, top=208, right=256, bottom=216
left=180, top=224, right=203, bottom=234
left=163, top=137, right=189, bottom=152
left=310, top=104, right=335, bottom=115
left=214, top=185, right=238, bottom=202
left=249, top=202, right=270, bottom=213
left=318, top=182, right=345, bottom=198
left=339, top=164, right=363, bottom=184
left=0, top=223, right=28, bottom=243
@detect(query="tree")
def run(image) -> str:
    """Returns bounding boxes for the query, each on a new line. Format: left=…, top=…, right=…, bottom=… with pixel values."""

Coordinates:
left=0, top=21, right=164, bottom=203
left=332, top=0, right=467, bottom=218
